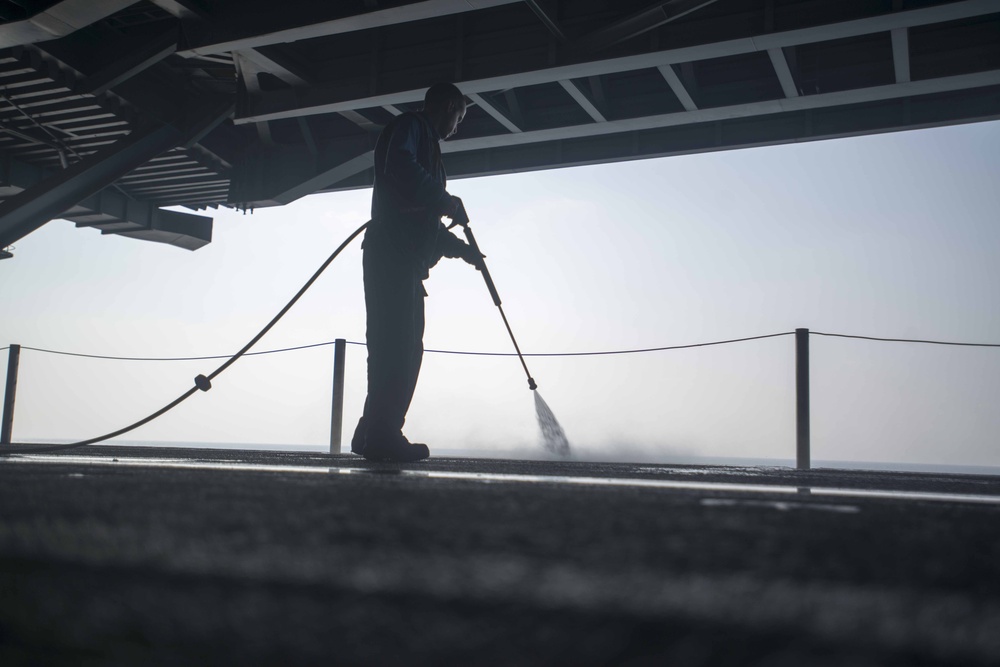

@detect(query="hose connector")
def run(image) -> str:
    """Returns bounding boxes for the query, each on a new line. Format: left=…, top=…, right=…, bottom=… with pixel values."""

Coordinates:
left=194, top=374, right=212, bottom=392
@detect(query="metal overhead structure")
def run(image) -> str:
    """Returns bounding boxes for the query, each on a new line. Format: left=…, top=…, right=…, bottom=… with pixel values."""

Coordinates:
left=0, top=0, right=998, bottom=257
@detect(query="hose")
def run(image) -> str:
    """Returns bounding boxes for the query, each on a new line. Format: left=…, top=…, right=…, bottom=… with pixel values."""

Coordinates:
left=1, top=221, right=370, bottom=455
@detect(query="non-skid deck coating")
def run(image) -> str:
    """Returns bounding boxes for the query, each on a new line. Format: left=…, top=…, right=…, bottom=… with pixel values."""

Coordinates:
left=2, top=445, right=999, bottom=666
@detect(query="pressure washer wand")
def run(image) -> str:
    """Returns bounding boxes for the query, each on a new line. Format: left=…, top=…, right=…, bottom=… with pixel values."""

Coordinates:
left=457, top=214, right=537, bottom=391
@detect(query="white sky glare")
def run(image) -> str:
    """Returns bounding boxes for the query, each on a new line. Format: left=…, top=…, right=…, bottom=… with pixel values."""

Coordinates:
left=2, top=120, right=999, bottom=469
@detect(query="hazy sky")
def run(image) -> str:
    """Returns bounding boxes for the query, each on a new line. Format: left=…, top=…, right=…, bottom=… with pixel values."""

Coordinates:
left=2, top=120, right=999, bottom=468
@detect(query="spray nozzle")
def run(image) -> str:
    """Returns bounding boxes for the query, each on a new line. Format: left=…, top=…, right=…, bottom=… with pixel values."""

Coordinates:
left=528, top=377, right=537, bottom=390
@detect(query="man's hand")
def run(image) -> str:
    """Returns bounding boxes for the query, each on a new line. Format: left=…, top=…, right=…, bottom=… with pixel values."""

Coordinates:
left=443, top=195, right=461, bottom=216
left=444, top=195, right=469, bottom=228
left=459, top=242, right=485, bottom=271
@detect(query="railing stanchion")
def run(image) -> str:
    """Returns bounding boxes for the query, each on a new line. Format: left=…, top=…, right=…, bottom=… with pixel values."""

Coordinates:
left=795, top=328, right=810, bottom=470
left=2, top=344, right=21, bottom=446
left=330, top=338, right=347, bottom=454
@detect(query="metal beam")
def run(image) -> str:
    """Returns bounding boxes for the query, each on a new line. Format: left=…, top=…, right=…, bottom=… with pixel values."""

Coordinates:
left=656, top=64, right=697, bottom=111
left=297, top=117, right=317, bottom=156
left=3, top=168, right=212, bottom=250
left=82, top=28, right=178, bottom=96
left=129, top=180, right=229, bottom=194
left=288, top=68, right=1000, bottom=194
left=577, top=0, right=721, bottom=52
left=122, top=171, right=220, bottom=187
left=558, top=79, right=605, bottom=122
left=588, top=76, right=609, bottom=115
left=235, top=47, right=311, bottom=87
left=177, top=0, right=524, bottom=58
left=148, top=0, right=211, bottom=21
left=767, top=48, right=799, bottom=98
left=503, top=90, right=524, bottom=129
left=338, top=109, right=381, bottom=133
left=440, top=70, right=1000, bottom=154
left=0, top=0, right=138, bottom=49
left=120, top=167, right=210, bottom=185
left=0, top=97, right=232, bottom=248
left=105, top=204, right=212, bottom=250
left=892, top=28, right=911, bottom=84
left=235, top=0, right=1000, bottom=125
left=25, top=29, right=238, bottom=184
left=525, top=0, right=567, bottom=43
left=467, top=92, right=521, bottom=133
left=234, top=52, right=274, bottom=145
left=890, top=0, right=910, bottom=85
left=131, top=154, right=193, bottom=168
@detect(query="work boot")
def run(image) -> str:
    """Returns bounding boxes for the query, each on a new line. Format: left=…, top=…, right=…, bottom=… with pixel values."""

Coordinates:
left=350, top=417, right=366, bottom=455
left=362, top=431, right=430, bottom=463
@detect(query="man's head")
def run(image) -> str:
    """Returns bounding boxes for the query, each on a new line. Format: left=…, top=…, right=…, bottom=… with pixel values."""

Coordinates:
left=423, top=82, right=467, bottom=140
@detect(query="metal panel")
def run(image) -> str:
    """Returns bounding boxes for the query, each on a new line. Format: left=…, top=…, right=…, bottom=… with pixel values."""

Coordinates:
left=237, top=0, right=1000, bottom=124
left=577, top=0, right=722, bottom=52
left=440, top=69, right=1000, bottom=153
left=0, top=0, right=138, bottom=49
left=0, top=96, right=232, bottom=248
left=177, top=0, right=525, bottom=57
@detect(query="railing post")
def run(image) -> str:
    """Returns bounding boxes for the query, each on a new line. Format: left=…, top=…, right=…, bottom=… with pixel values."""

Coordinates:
left=330, top=338, right=346, bottom=454
left=795, top=328, right=810, bottom=470
left=2, top=344, right=21, bottom=446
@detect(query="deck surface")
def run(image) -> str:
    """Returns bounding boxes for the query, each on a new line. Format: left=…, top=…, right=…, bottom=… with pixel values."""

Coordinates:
left=1, top=446, right=999, bottom=665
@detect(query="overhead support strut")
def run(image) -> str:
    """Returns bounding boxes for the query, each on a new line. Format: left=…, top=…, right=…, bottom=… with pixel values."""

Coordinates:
left=177, top=0, right=524, bottom=58
left=148, top=0, right=211, bottom=21
left=82, top=27, right=179, bottom=96
left=437, top=70, right=1000, bottom=154
left=891, top=29, right=911, bottom=83
left=577, top=0, right=721, bottom=52
left=235, top=47, right=312, bottom=88
left=467, top=92, right=522, bottom=133
left=235, top=0, right=1000, bottom=126
left=0, top=97, right=233, bottom=249
left=657, top=64, right=698, bottom=111
left=768, top=47, right=800, bottom=98
left=0, top=0, right=138, bottom=49
left=525, top=0, right=568, bottom=43
left=558, top=80, right=606, bottom=123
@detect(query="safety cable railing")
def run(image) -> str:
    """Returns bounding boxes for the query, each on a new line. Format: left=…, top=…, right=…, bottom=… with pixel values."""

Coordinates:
left=810, top=331, right=1000, bottom=348
left=12, top=331, right=795, bottom=362
left=3, top=328, right=999, bottom=465
left=11, top=330, right=998, bottom=364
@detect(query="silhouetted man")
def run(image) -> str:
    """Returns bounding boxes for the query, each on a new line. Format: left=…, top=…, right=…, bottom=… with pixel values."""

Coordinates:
left=351, top=82, right=482, bottom=462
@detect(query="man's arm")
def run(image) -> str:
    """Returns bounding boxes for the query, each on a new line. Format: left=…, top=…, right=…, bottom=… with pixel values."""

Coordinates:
left=434, top=219, right=485, bottom=270
left=383, top=116, right=455, bottom=215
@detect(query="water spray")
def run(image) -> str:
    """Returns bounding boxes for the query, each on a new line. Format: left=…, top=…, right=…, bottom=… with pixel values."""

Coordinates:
left=453, top=208, right=571, bottom=457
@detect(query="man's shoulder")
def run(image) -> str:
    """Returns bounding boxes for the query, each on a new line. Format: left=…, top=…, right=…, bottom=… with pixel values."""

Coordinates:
left=385, top=111, right=432, bottom=136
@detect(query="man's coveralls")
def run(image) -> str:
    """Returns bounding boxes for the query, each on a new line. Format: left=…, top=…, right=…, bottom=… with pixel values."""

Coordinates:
left=356, top=111, right=467, bottom=444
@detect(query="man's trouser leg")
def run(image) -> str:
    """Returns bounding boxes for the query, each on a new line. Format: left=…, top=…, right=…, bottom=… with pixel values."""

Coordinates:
left=360, top=247, right=425, bottom=442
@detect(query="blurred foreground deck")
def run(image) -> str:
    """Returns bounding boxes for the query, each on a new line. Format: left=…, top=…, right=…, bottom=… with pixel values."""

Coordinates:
left=1, top=446, right=998, bottom=666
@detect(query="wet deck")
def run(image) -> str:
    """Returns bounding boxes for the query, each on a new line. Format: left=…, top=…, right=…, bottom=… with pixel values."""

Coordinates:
left=2, top=446, right=999, bottom=665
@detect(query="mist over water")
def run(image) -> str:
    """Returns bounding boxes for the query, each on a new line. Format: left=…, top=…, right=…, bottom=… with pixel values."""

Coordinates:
left=533, top=390, right=571, bottom=457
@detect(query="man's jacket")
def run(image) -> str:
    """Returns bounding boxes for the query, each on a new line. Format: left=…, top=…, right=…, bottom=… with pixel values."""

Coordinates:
left=367, top=111, right=465, bottom=276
